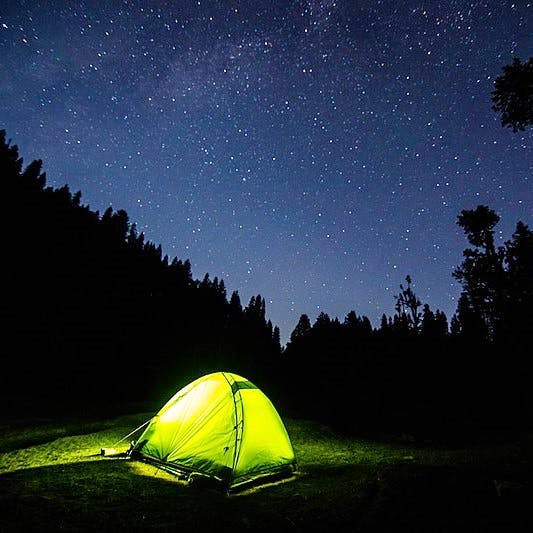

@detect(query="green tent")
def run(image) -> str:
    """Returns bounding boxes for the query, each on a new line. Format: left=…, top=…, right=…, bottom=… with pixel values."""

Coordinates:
left=131, top=372, right=296, bottom=489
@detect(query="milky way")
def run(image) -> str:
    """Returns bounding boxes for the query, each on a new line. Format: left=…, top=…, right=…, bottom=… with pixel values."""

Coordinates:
left=1, top=1, right=531, bottom=341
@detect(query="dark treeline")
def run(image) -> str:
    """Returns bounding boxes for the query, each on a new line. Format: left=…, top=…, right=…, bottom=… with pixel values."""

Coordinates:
left=281, top=205, right=533, bottom=441
left=0, top=130, right=280, bottom=414
left=2, top=130, right=532, bottom=442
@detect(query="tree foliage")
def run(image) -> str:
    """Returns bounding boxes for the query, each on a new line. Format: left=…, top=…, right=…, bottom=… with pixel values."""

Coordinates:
left=394, top=275, right=422, bottom=333
left=453, top=204, right=533, bottom=344
left=492, top=57, right=533, bottom=132
left=453, top=206, right=505, bottom=339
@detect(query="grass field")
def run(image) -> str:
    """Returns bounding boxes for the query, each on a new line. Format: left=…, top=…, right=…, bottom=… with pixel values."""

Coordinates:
left=1, top=412, right=532, bottom=532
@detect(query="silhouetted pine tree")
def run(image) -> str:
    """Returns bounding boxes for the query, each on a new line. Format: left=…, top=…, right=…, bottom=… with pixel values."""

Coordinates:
left=504, top=221, right=533, bottom=345
left=289, top=314, right=312, bottom=344
left=453, top=206, right=506, bottom=341
left=394, top=275, right=422, bottom=333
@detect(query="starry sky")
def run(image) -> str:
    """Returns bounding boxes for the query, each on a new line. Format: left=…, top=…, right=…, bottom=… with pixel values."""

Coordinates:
left=1, top=1, right=531, bottom=342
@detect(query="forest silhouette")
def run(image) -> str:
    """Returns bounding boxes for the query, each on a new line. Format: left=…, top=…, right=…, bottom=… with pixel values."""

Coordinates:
left=1, top=129, right=531, bottom=441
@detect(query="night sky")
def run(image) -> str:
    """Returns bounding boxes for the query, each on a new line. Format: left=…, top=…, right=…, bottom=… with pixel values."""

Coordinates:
left=1, top=1, right=531, bottom=342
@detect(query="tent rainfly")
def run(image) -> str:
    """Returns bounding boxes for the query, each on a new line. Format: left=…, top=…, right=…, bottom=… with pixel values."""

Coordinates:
left=130, top=372, right=296, bottom=490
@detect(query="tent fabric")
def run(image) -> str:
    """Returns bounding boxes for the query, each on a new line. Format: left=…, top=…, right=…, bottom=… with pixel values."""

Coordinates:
left=132, top=372, right=296, bottom=488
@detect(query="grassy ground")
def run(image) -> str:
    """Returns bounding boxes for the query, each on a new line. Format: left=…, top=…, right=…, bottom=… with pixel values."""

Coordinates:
left=1, top=413, right=532, bottom=532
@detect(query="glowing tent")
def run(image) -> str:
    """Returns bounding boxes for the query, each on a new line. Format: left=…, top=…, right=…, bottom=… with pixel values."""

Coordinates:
left=131, top=372, right=296, bottom=489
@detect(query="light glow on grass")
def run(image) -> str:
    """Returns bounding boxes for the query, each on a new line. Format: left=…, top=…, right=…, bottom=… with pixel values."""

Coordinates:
left=0, top=414, right=146, bottom=474
left=2, top=412, right=533, bottom=531
left=127, top=461, right=186, bottom=485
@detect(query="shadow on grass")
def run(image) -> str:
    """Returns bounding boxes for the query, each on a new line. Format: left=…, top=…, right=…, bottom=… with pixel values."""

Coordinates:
left=0, top=458, right=380, bottom=531
left=1, top=458, right=532, bottom=532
